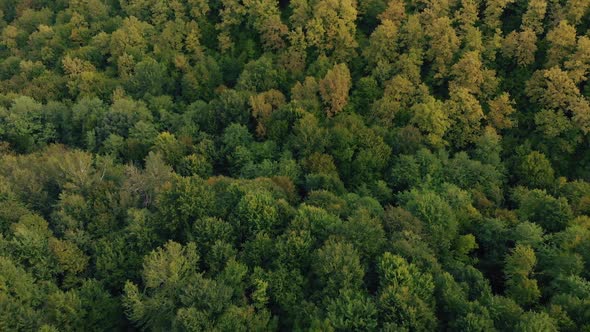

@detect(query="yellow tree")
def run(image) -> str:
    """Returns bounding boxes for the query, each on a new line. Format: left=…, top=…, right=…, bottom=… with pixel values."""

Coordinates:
left=62, top=56, right=110, bottom=98
left=372, top=75, right=428, bottom=127
left=378, top=0, right=406, bottom=26
left=319, top=63, right=352, bottom=117
left=455, top=0, right=479, bottom=32
left=462, top=26, right=484, bottom=53
left=280, top=27, right=308, bottom=76
left=546, top=20, right=577, bottom=68
left=420, top=0, right=451, bottom=24
left=483, top=0, right=515, bottom=31
left=185, top=0, right=210, bottom=20
left=502, top=27, right=538, bottom=66
left=565, top=36, right=590, bottom=84
left=450, top=51, right=484, bottom=95
left=426, top=16, right=460, bottom=80
left=446, top=87, right=485, bottom=147
left=570, top=98, right=590, bottom=134
left=250, top=89, right=286, bottom=138
left=562, top=0, right=590, bottom=25
left=487, top=93, right=517, bottom=130
left=521, top=0, right=547, bottom=34
left=243, top=0, right=288, bottom=51
left=398, top=14, right=424, bottom=51
left=364, top=19, right=399, bottom=67
left=216, top=0, right=247, bottom=53
left=109, top=16, right=154, bottom=61
left=526, top=66, right=580, bottom=110
left=410, top=96, right=450, bottom=148
left=451, top=50, right=499, bottom=98
left=305, top=0, right=358, bottom=61
left=526, top=66, right=590, bottom=135
left=289, top=0, right=312, bottom=28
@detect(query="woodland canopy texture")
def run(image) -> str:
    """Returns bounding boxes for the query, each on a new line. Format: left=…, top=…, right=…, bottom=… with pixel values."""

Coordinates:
left=1, top=0, right=590, bottom=330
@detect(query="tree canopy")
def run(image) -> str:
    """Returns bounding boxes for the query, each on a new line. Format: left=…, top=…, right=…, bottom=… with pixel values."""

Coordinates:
left=1, top=0, right=590, bottom=330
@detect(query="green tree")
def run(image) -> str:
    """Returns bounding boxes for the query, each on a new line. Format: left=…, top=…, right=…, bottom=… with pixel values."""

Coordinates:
left=0, top=96, right=55, bottom=152
left=410, top=97, right=451, bottom=148
left=157, top=175, right=215, bottom=237
left=516, top=151, right=555, bottom=189
left=513, top=187, right=573, bottom=233
left=123, top=241, right=201, bottom=330
left=399, top=189, right=458, bottom=254
left=377, top=252, right=437, bottom=331
left=505, top=244, right=541, bottom=307
left=126, top=57, right=170, bottom=97
left=313, top=238, right=365, bottom=298
left=326, top=289, right=378, bottom=331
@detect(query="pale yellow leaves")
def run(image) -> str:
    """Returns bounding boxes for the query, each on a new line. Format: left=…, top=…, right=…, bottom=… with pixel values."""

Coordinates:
left=487, top=93, right=517, bottom=130
left=502, top=28, right=538, bottom=66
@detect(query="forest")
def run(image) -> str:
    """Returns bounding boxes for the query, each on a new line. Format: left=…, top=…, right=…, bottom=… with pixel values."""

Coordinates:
left=1, top=0, right=590, bottom=330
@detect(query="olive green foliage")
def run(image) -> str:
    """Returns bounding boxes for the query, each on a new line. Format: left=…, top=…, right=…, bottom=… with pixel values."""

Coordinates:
left=1, top=0, right=590, bottom=330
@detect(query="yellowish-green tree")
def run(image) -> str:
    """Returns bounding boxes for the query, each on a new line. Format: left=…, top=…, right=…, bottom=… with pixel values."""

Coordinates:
left=319, top=63, right=352, bottom=117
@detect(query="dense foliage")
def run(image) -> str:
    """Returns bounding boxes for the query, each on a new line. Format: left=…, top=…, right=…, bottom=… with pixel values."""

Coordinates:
left=1, top=0, right=590, bottom=330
